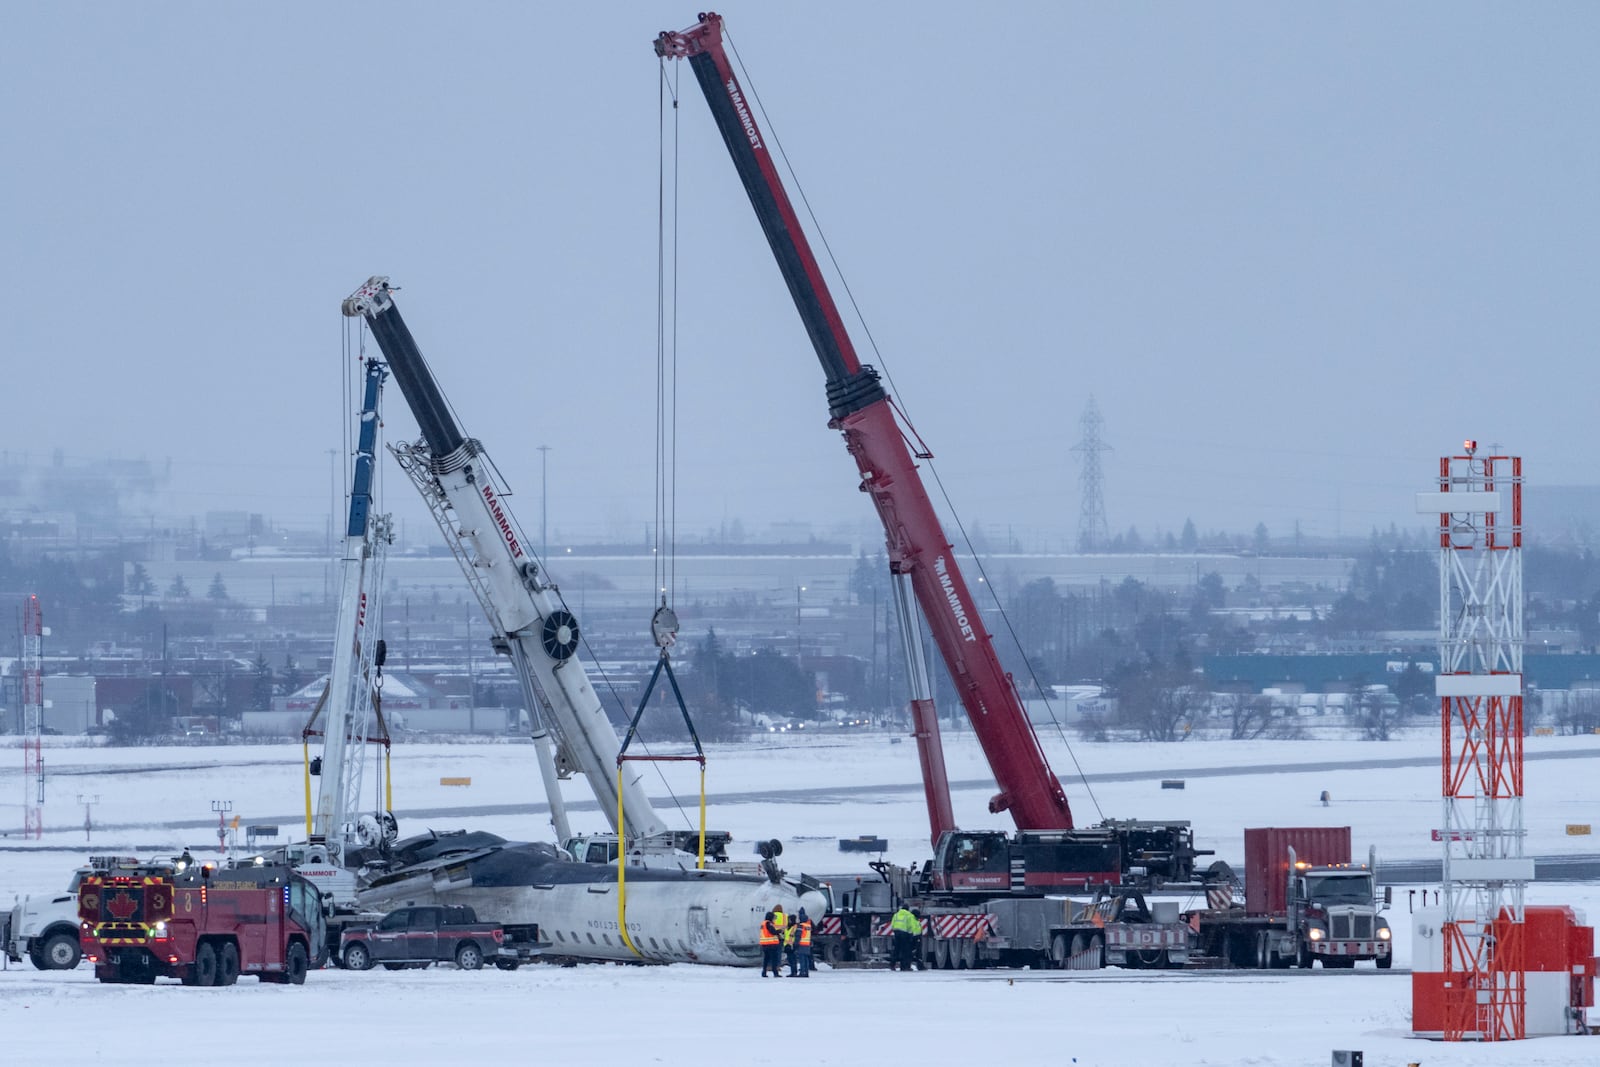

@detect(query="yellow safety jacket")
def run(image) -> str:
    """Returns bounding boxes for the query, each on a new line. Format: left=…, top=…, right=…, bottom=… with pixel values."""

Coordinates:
left=891, top=908, right=922, bottom=935
left=759, top=920, right=780, bottom=946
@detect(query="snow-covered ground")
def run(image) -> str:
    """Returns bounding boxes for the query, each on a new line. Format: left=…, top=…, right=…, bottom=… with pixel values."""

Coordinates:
left=3, top=733, right=1598, bottom=1065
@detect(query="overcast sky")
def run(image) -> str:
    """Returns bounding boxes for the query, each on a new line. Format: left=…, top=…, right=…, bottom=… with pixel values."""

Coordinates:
left=3, top=2, right=1594, bottom=550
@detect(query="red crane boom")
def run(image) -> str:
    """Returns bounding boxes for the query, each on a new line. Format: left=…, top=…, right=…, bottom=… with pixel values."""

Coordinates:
left=657, top=12, right=1074, bottom=834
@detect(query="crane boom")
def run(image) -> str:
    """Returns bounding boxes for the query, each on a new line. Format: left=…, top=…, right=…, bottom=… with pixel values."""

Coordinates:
left=310, top=356, right=394, bottom=860
left=657, top=12, right=1074, bottom=832
left=342, top=278, right=667, bottom=843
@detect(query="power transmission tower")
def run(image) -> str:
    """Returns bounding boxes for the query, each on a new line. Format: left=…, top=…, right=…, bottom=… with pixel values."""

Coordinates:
left=1072, top=396, right=1111, bottom=552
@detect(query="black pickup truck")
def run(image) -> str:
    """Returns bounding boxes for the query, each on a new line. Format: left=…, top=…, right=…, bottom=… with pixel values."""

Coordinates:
left=340, top=905, right=517, bottom=971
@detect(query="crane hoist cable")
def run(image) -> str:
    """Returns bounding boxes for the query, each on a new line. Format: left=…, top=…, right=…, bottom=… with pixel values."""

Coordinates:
left=617, top=62, right=710, bottom=953
left=725, top=30, right=1104, bottom=819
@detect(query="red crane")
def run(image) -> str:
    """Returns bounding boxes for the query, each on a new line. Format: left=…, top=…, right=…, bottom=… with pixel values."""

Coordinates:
left=656, top=12, right=1074, bottom=839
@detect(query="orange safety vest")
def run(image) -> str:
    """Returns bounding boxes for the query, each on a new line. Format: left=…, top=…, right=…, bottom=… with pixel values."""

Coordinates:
left=759, top=920, right=780, bottom=947
left=798, top=919, right=812, bottom=948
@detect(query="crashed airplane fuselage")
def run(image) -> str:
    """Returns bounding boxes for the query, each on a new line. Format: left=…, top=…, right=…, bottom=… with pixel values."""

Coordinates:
left=357, top=833, right=826, bottom=967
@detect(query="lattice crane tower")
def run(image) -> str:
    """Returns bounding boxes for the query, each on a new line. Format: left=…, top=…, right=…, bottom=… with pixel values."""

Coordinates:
left=1421, top=442, right=1530, bottom=1041
left=22, top=594, right=45, bottom=839
left=1072, top=396, right=1111, bottom=552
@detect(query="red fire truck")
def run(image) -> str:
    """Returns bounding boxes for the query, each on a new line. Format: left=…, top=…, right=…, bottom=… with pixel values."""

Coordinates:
left=78, top=857, right=326, bottom=986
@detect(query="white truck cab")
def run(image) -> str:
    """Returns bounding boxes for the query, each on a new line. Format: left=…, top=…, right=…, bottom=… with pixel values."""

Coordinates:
left=5, top=860, right=127, bottom=970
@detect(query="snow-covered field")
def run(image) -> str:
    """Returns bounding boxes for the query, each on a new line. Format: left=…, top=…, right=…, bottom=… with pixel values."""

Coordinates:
left=3, top=733, right=1598, bottom=1065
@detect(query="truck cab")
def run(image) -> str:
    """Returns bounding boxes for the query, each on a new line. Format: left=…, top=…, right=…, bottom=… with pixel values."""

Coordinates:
left=1294, top=863, right=1392, bottom=968
left=6, top=856, right=137, bottom=970
left=562, top=830, right=735, bottom=867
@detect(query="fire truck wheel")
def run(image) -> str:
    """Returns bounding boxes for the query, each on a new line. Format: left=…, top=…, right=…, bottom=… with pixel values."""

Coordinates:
left=1376, top=953, right=1393, bottom=970
left=218, top=941, right=240, bottom=986
left=823, top=940, right=845, bottom=967
left=455, top=943, right=484, bottom=971
left=40, top=932, right=81, bottom=971
left=190, top=942, right=219, bottom=987
left=285, top=942, right=309, bottom=985
left=343, top=943, right=373, bottom=971
left=1050, top=933, right=1069, bottom=969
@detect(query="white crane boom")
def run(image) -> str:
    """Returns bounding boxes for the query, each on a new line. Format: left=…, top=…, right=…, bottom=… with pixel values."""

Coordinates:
left=343, top=277, right=666, bottom=843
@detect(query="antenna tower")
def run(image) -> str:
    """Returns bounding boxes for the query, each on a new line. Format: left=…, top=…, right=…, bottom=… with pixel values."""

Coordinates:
left=1072, top=396, right=1111, bottom=551
left=22, top=595, right=44, bottom=839
left=1427, top=442, right=1528, bottom=1040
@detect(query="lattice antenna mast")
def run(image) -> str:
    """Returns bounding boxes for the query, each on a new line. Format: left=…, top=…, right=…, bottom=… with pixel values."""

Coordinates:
left=22, top=595, right=44, bottom=839
left=1072, top=396, right=1111, bottom=551
left=1422, top=441, right=1529, bottom=1041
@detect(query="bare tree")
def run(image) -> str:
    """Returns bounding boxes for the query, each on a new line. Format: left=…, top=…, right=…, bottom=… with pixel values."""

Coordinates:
left=1228, top=694, right=1274, bottom=740
left=1115, top=662, right=1201, bottom=742
left=1556, top=689, right=1600, bottom=736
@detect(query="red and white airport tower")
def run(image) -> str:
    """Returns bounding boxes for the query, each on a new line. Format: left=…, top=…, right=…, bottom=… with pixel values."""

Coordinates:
left=22, top=594, right=45, bottom=839
left=1412, top=444, right=1595, bottom=1040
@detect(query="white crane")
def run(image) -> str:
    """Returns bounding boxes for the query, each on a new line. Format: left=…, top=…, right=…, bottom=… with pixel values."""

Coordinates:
left=302, top=355, right=396, bottom=868
left=343, top=277, right=665, bottom=846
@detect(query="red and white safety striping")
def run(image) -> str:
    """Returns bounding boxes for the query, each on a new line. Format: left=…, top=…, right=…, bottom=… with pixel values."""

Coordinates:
left=815, top=913, right=995, bottom=940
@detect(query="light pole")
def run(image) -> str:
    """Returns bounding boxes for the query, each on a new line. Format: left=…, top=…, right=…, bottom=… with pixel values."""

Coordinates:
left=538, top=445, right=551, bottom=559
left=78, top=794, right=100, bottom=842
left=796, top=585, right=806, bottom=672
left=212, top=799, right=233, bottom=855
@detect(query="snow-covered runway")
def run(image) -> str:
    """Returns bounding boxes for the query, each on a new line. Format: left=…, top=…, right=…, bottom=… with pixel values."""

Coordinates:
left=3, top=732, right=1597, bottom=1065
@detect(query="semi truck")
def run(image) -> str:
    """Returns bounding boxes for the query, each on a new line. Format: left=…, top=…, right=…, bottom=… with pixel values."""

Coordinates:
left=78, top=857, right=325, bottom=986
left=1187, top=827, right=1393, bottom=969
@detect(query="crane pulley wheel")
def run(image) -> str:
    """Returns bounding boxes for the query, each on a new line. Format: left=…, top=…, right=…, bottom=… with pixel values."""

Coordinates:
left=541, top=610, right=581, bottom=661
left=650, top=604, right=680, bottom=649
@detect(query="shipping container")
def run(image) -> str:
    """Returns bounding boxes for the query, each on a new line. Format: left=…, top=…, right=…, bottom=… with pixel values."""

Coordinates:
left=1243, top=827, right=1351, bottom=916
